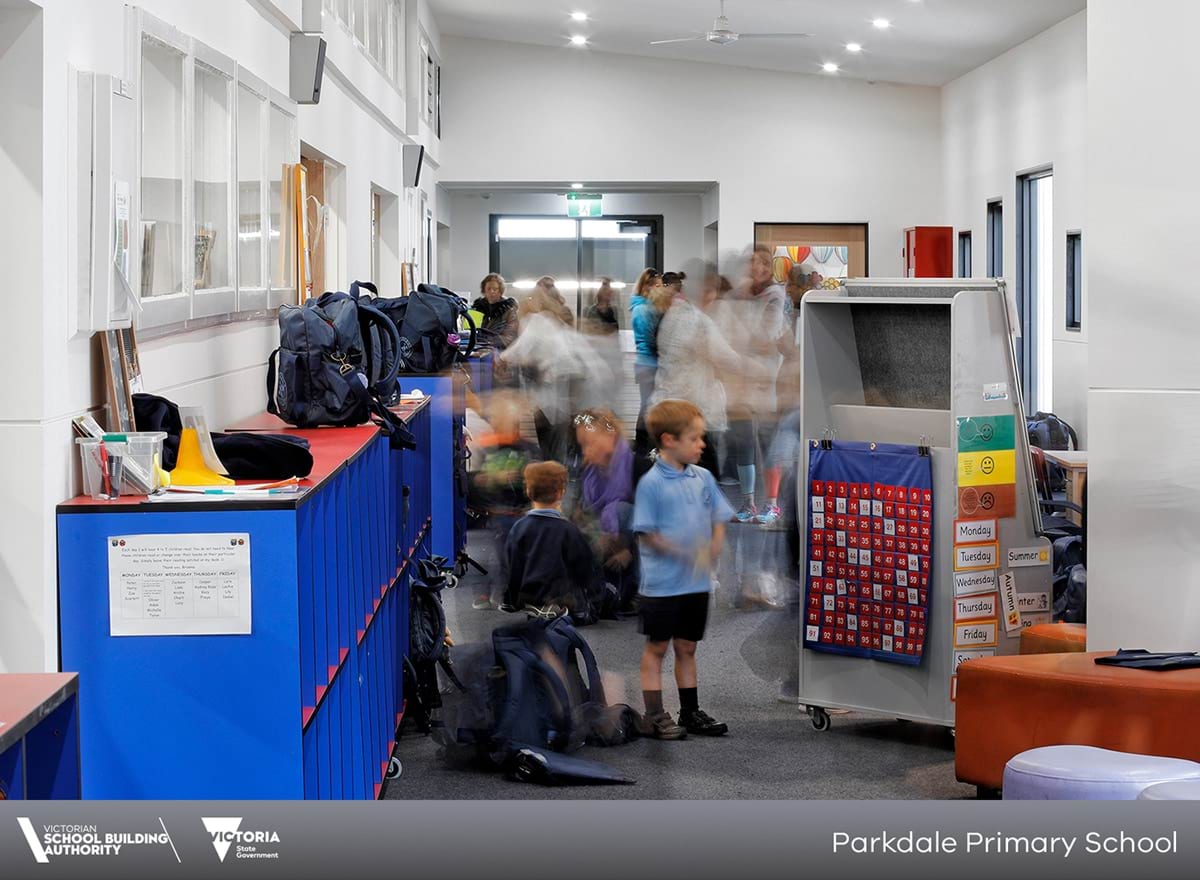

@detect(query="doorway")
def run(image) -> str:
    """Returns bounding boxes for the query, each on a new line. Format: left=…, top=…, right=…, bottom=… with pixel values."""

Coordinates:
left=488, top=214, right=663, bottom=325
left=1016, top=169, right=1053, bottom=413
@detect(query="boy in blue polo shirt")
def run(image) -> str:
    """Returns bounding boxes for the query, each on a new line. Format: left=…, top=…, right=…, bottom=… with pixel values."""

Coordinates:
left=632, top=399, right=735, bottom=739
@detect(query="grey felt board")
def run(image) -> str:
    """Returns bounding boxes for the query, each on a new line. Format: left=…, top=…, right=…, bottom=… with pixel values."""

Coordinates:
left=850, top=303, right=951, bottom=410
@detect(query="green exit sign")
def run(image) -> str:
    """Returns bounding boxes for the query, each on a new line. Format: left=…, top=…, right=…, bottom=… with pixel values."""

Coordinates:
left=567, top=193, right=603, bottom=217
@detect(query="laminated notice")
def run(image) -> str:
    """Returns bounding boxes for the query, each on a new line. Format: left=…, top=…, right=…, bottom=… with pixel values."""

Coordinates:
left=955, top=543, right=999, bottom=572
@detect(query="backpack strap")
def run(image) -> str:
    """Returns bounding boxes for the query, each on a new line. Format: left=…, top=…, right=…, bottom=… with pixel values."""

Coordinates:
left=266, top=349, right=281, bottom=416
left=350, top=279, right=378, bottom=298
left=357, top=300, right=403, bottom=390
left=548, top=618, right=607, bottom=707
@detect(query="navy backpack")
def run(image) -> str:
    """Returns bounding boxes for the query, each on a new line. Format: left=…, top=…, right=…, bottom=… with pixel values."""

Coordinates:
left=373, top=283, right=478, bottom=374
left=267, top=290, right=415, bottom=448
left=435, top=617, right=607, bottom=767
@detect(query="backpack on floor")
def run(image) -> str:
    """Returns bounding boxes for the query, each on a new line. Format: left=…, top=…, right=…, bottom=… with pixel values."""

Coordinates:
left=374, top=284, right=478, bottom=374
left=267, top=290, right=415, bottom=448
left=435, top=616, right=607, bottom=767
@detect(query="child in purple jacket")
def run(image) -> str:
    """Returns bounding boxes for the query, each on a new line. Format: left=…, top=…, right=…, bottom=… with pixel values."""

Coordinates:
left=573, top=408, right=639, bottom=614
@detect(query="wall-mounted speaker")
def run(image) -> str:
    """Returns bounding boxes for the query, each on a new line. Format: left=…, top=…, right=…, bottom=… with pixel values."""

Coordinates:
left=290, top=33, right=326, bottom=105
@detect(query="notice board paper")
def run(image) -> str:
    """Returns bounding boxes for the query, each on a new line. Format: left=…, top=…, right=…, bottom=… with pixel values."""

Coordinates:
left=1017, top=591, right=1052, bottom=614
left=107, top=533, right=252, bottom=636
left=999, top=571, right=1022, bottom=634
left=954, top=569, right=998, bottom=597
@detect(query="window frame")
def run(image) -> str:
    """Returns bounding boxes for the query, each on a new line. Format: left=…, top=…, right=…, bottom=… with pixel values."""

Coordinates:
left=986, top=199, right=1003, bottom=279
left=190, top=41, right=238, bottom=319
left=266, top=91, right=299, bottom=310
left=958, top=230, right=972, bottom=278
left=234, top=66, right=270, bottom=313
left=327, top=0, right=406, bottom=95
left=130, top=8, right=299, bottom=332
left=133, top=13, right=192, bottom=328
left=1066, top=230, right=1082, bottom=332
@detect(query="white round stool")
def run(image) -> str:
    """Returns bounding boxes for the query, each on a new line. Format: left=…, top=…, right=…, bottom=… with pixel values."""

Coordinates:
left=1138, top=780, right=1200, bottom=800
left=1003, top=746, right=1200, bottom=800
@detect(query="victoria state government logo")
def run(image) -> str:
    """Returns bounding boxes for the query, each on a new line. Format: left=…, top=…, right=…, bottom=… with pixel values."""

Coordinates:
left=202, top=817, right=282, bottom=862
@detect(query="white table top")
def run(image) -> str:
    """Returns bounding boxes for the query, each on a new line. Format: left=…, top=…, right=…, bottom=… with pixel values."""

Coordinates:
left=1042, top=449, right=1088, bottom=468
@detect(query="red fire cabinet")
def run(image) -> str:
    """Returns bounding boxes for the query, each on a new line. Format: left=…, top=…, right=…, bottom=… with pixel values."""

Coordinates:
left=903, top=226, right=954, bottom=278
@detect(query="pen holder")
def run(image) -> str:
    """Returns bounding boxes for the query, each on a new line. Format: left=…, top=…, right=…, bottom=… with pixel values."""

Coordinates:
left=76, top=437, right=127, bottom=501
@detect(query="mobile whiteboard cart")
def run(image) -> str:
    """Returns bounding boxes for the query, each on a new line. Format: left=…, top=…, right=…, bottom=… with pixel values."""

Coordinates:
left=797, top=279, right=1053, bottom=731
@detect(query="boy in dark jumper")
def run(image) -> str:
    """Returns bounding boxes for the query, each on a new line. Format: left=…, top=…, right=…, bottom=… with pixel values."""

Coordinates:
left=504, top=462, right=602, bottom=620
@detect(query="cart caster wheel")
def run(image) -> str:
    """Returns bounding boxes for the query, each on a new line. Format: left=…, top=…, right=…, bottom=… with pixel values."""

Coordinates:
left=444, top=574, right=459, bottom=590
left=386, top=757, right=402, bottom=780
left=809, top=707, right=831, bottom=732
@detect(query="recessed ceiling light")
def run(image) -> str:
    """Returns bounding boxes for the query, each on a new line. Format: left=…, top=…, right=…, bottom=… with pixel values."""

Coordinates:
left=571, top=183, right=584, bottom=189
left=822, top=62, right=839, bottom=73
left=570, top=34, right=588, bottom=46
left=846, top=42, right=863, bottom=53
left=571, top=11, right=589, bottom=22
left=873, top=18, right=891, bottom=29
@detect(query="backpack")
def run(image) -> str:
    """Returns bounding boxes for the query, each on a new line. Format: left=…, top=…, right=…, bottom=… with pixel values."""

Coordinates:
left=1027, top=412, right=1079, bottom=492
left=435, top=616, right=607, bottom=767
left=1053, top=564, right=1087, bottom=623
left=349, top=280, right=401, bottom=406
left=376, top=284, right=478, bottom=374
left=267, top=290, right=415, bottom=448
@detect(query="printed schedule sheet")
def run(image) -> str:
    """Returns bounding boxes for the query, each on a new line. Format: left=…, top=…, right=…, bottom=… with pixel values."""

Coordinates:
left=106, top=533, right=252, bottom=636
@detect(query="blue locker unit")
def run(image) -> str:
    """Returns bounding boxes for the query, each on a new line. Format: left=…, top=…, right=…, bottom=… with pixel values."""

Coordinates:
left=402, top=373, right=467, bottom=563
left=56, top=401, right=433, bottom=799
left=0, top=674, right=80, bottom=800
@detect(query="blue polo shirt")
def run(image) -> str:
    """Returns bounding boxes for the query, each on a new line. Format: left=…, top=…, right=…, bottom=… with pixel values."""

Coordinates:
left=631, top=459, right=735, bottom=597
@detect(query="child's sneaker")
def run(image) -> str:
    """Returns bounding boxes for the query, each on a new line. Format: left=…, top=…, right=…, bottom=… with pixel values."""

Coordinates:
left=641, top=711, right=687, bottom=740
left=755, top=504, right=782, bottom=527
left=734, top=502, right=758, bottom=523
left=472, top=595, right=495, bottom=610
left=679, top=708, right=728, bottom=737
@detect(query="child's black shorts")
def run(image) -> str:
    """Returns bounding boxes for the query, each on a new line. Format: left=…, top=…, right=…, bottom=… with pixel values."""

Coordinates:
left=638, top=592, right=710, bottom=642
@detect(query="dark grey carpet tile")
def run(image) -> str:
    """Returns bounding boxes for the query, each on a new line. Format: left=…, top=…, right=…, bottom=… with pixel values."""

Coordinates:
left=383, top=528, right=974, bottom=801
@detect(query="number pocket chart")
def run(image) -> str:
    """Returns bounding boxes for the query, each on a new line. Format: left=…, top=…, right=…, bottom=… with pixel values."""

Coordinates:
left=804, top=440, right=934, bottom=667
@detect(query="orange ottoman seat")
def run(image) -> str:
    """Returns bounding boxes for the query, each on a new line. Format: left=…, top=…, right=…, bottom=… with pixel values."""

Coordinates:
left=1020, top=623, right=1087, bottom=654
left=955, top=652, right=1200, bottom=792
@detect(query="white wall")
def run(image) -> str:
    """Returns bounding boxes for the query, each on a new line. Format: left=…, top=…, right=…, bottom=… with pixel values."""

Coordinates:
left=443, top=190, right=704, bottom=294
left=1086, top=0, right=1200, bottom=652
left=0, top=0, right=442, bottom=673
left=438, top=36, right=944, bottom=277
left=942, top=10, right=1088, bottom=443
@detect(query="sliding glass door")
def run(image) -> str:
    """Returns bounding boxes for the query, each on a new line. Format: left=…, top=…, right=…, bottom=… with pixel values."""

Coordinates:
left=490, top=214, right=662, bottom=326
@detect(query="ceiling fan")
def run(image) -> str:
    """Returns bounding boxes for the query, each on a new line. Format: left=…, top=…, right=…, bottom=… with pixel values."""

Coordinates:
left=650, top=0, right=814, bottom=47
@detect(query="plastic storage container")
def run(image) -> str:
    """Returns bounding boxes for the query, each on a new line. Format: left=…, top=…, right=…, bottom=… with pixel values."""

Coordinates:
left=76, top=438, right=127, bottom=500
left=121, top=432, right=168, bottom=494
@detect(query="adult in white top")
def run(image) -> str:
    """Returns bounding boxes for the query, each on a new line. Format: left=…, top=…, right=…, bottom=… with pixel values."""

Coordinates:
left=651, top=268, right=760, bottom=475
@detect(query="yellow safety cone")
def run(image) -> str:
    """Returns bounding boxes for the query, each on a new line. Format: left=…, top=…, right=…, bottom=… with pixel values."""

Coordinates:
left=171, top=427, right=234, bottom=486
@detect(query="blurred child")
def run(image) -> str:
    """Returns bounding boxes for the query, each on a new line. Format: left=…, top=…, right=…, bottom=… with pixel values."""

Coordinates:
left=573, top=407, right=638, bottom=615
left=631, top=399, right=734, bottom=739
left=504, top=462, right=608, bottom=623
left=468, top=392, right=541, bottom=610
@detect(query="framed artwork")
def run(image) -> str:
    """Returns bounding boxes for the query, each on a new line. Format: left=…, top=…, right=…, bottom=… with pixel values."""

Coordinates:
left=118, top=326, right=144, bottom=397
left=102, top=330, right=135, bottom=433
left=754, top=223, right=870, bottom=295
